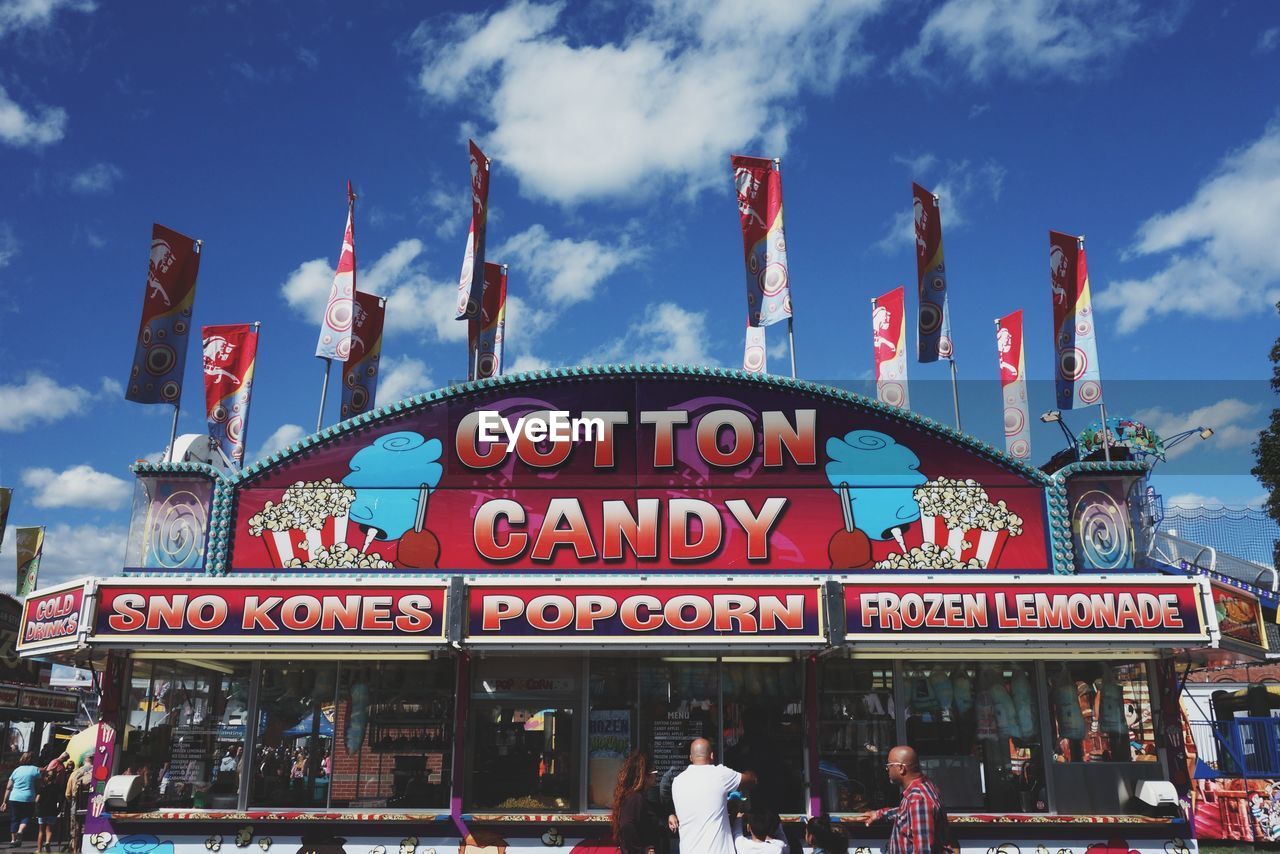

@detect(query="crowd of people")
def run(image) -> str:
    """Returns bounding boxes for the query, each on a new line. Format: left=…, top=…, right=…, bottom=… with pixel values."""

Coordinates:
left=0, top=750, right=94, bottom=852
left=610, top=739, right=946, bottom=854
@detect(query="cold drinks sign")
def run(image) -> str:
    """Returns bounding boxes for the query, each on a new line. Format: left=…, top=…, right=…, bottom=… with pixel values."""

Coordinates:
left=229, top=375, right=1052, bottom=573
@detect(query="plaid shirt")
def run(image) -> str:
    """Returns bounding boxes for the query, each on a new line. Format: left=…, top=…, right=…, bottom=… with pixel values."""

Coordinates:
left=877, top=776, right=946, bottom=854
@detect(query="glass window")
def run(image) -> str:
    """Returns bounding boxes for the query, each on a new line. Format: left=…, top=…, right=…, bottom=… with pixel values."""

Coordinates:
left=1048, top=661, right=1155, bottom=763
left=330, top=660, right=454, bottom=809
left=251, top=661, right=338, bottom=808
left=122, top=660, right=252, bottom=809
left=723, top=661, right=805, bottom=813
left=639, top=659, right=718, bottom=818
left=903, top=662, right=1045, bottom=812
left=587, top=659, right=637, bottom=810
left=818, top=660, right=897, bottom=814
left=468, top=659, right=579, bottom=811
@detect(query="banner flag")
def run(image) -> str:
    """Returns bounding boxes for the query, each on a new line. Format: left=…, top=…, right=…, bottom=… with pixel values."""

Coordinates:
left=15, top=526, right=43, bottom=596
left=468, top=262, right=507, bottom=380
left=913, top=183, right=954, bottom=363
left=455, top=140, right=491, bottom=321
left=1049, top=230, right=1103, bottom=409
left=341, top=292, right=386, bottom=418
left=316, top=186, right=356, bottom=361
left=743, top=324, right=767, bottom=373
left=731, top=155, right=792, bottom=328
left=996, top=310, right=1031, bottom=460
left=125, top=224, right=201, bottom=405
left=872, top=286, right=909, bottom=409
left=202, top=323, right=259, bottom=467
left=0, top=488, right=10, bottom=551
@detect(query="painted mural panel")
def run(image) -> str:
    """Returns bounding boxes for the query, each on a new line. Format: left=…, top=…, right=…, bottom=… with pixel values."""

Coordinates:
left=126, top=476, right=214, bottom=571
left=228, top=376, right=1051, bottom=572
left=1065, top=473, right=1145, bottom=573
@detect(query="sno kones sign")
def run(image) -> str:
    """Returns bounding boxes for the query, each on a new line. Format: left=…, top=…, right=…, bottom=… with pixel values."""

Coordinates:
left=227, top=373, right=1052, bottom=573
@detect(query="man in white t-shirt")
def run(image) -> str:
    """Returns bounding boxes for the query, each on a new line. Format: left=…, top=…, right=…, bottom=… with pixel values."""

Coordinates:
left=670, top=738, right=757, bottom=854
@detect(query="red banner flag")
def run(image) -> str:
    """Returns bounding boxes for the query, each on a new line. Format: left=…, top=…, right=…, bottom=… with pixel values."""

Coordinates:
left=872, top=286, right=909, bottom=409
left=125, top=224, right=201, bottom=405
left=202, top=323, right=259, bottom=467
left=468, top=263, right=507, bottom=380
left=455, top=140, right=491, bottom=321
left=1049, top=230, right=1102, bottom=409
left=342, top=292, right=386, bottom=418
left=731, top=155, right=792, bottom=328
left=996, top=310, right=1031, bottom=460
left=316, top=185, right=356, bottom=361
left=913, top=183, right=954, bottom=363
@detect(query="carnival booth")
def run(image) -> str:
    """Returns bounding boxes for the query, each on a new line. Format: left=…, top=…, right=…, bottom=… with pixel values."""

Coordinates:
left=17, top=368, right=1228, bottom=854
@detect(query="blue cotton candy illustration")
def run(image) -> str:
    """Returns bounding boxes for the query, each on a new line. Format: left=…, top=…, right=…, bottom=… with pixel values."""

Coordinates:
left=824, top=430, right=925, bottom=540
left=342, top=432, right=443, bottom=540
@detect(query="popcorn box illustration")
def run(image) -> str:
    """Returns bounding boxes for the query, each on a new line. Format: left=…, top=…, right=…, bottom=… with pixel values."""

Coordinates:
left=919, top=515, right=1012, bottom=567
left=248, top=479, right=356, bottom=569
left=259, top=513, right=350, bottom=568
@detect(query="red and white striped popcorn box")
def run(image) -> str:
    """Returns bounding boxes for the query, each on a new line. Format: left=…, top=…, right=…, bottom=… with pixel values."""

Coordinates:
left=260, top=513, right=350, bottom=568
left=919, top=515, right=1011, bottom=568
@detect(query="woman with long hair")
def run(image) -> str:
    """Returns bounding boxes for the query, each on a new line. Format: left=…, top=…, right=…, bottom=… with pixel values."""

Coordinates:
left=611, top=751, right=662, bottom=854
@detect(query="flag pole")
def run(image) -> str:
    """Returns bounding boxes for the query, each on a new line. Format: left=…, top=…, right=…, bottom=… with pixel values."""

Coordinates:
left=166, top=403, right=180, bottom=463
left=1098, top=400, right=1113, bottom=462
left=316, top=359, right=330, bottom=433
left=949, top=358, right=962, bottom=432
left=772, top=156, right=797, bottom=380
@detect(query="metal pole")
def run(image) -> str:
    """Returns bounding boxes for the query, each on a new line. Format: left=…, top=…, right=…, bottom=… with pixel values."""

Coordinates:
left=315, top=358, right=331, bottom=433
left=949, top=359, right=963, bottom=432
left=1098, top=400, right=1113, bottom=462
left=787, top=317, right=797, bottom=379
left=166, top=402, right=181, bottom=463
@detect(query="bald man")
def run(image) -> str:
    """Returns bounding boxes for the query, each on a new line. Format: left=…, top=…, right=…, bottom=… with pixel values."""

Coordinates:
left=670, top=738, right=757, bottom=854
left=864, top=746, right=946, bottom=854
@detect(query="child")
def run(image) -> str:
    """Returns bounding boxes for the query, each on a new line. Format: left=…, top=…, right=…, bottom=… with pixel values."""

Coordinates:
left=735, top=810, right=786, bottom=854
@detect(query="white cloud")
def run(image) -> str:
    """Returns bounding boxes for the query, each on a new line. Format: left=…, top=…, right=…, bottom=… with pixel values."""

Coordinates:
left=280, top=241, right=467, bottom=344
left=411, top=0, right=887, bottom=205
left=897, top=0, right=1184, bottom=82
left=589, top=302, right=716, bottom=365
left=0, top=373, right=108, bottom=432
left=0, top=0, right=94, bottom=36
left=0, top=522, right=125, bottom=595
left=1096, top=121, right=1280, bottom=332
left=494, top=225, right=642, bottom=305
left=377, top=355, right=435, bottom=404
left=508, top=353, right=551, bottom=373
left=1131, top=398, right=1262, bottom=460
left=21, top=464, right=130, bottom=509
left=68, top=162, right=122, bottom=193
left=0, top=83, right=66, bottom=148
left=1257, top=27, right=1279, bottom=54
left=249, top=423, right=306, bottom=462
left=0, top=222, right=17, bottom=267
left=873, top=157, right=1005, bottom=252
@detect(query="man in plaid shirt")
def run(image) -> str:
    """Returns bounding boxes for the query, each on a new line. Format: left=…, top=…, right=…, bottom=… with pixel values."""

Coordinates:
left=864, top=746, right=947, bottom=854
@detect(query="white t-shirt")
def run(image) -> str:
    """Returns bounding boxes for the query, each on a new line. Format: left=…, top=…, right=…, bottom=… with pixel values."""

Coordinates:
left=672, top=764, right=742, bottom=854
left=734, top=838, right=785, bottom=854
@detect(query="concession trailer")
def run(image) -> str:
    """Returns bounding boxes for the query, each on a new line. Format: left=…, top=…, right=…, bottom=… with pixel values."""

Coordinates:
left=16, top=367, right=1255, bottom=854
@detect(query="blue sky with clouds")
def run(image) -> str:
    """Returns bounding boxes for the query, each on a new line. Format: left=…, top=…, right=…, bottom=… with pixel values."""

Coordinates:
left=1, top=0, right=1278, bottom=589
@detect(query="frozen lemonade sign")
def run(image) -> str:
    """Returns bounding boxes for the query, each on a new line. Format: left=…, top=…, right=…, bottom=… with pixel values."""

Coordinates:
left=229, top=375, right=1052, bottom=573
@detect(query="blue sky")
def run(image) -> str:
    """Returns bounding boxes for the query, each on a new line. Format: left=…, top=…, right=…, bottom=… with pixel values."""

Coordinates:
left=1, top=0, right=1278, bottom=589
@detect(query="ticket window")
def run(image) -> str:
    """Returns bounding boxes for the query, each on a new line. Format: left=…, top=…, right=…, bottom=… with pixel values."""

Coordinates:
left=469, top=659, right=581, bottom=812
left=902, top=661, right=1046, bottom=812
left=723, top=660, right=806, bottom=813
left=638, top=659, right=719, bottom=817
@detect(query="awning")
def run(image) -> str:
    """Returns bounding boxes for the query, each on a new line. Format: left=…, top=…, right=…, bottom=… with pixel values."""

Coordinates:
left=0, top=682, right=80, bottom=722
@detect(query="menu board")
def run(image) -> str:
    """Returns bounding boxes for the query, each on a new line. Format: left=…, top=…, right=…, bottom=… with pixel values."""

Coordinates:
left=651, top=716, right=704, bottom=777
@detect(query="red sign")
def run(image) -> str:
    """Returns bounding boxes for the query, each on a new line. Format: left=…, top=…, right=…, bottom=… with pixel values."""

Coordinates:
left=467, top=583, right=825, bottom=644
left=1211, top=581, right=1267, bottom=652
left=93, top=581, right=447, bottom=644
left=18, top=581, right=87, bottom=653
left=18, top=688, right=79, bottom=715
left=843, top=578, right=1207, bottom=642
left=0, top=685, right=20, bottom=706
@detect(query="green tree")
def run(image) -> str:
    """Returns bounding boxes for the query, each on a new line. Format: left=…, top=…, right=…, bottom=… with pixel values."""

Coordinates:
left=1252, top=300, right=1280, bottom=567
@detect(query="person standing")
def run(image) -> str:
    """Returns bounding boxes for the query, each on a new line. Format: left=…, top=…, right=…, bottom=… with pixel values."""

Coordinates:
left=2, top=752, right=41, bottom=847
left=65, top=756, right=93, bottom=854
left=864, top=746, right=947, bottom=854
left=611, top=751, right=663, bottom=854
left=35, top=768, right=62, bottom=853
left=670, top=738, right=756, bottom=854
